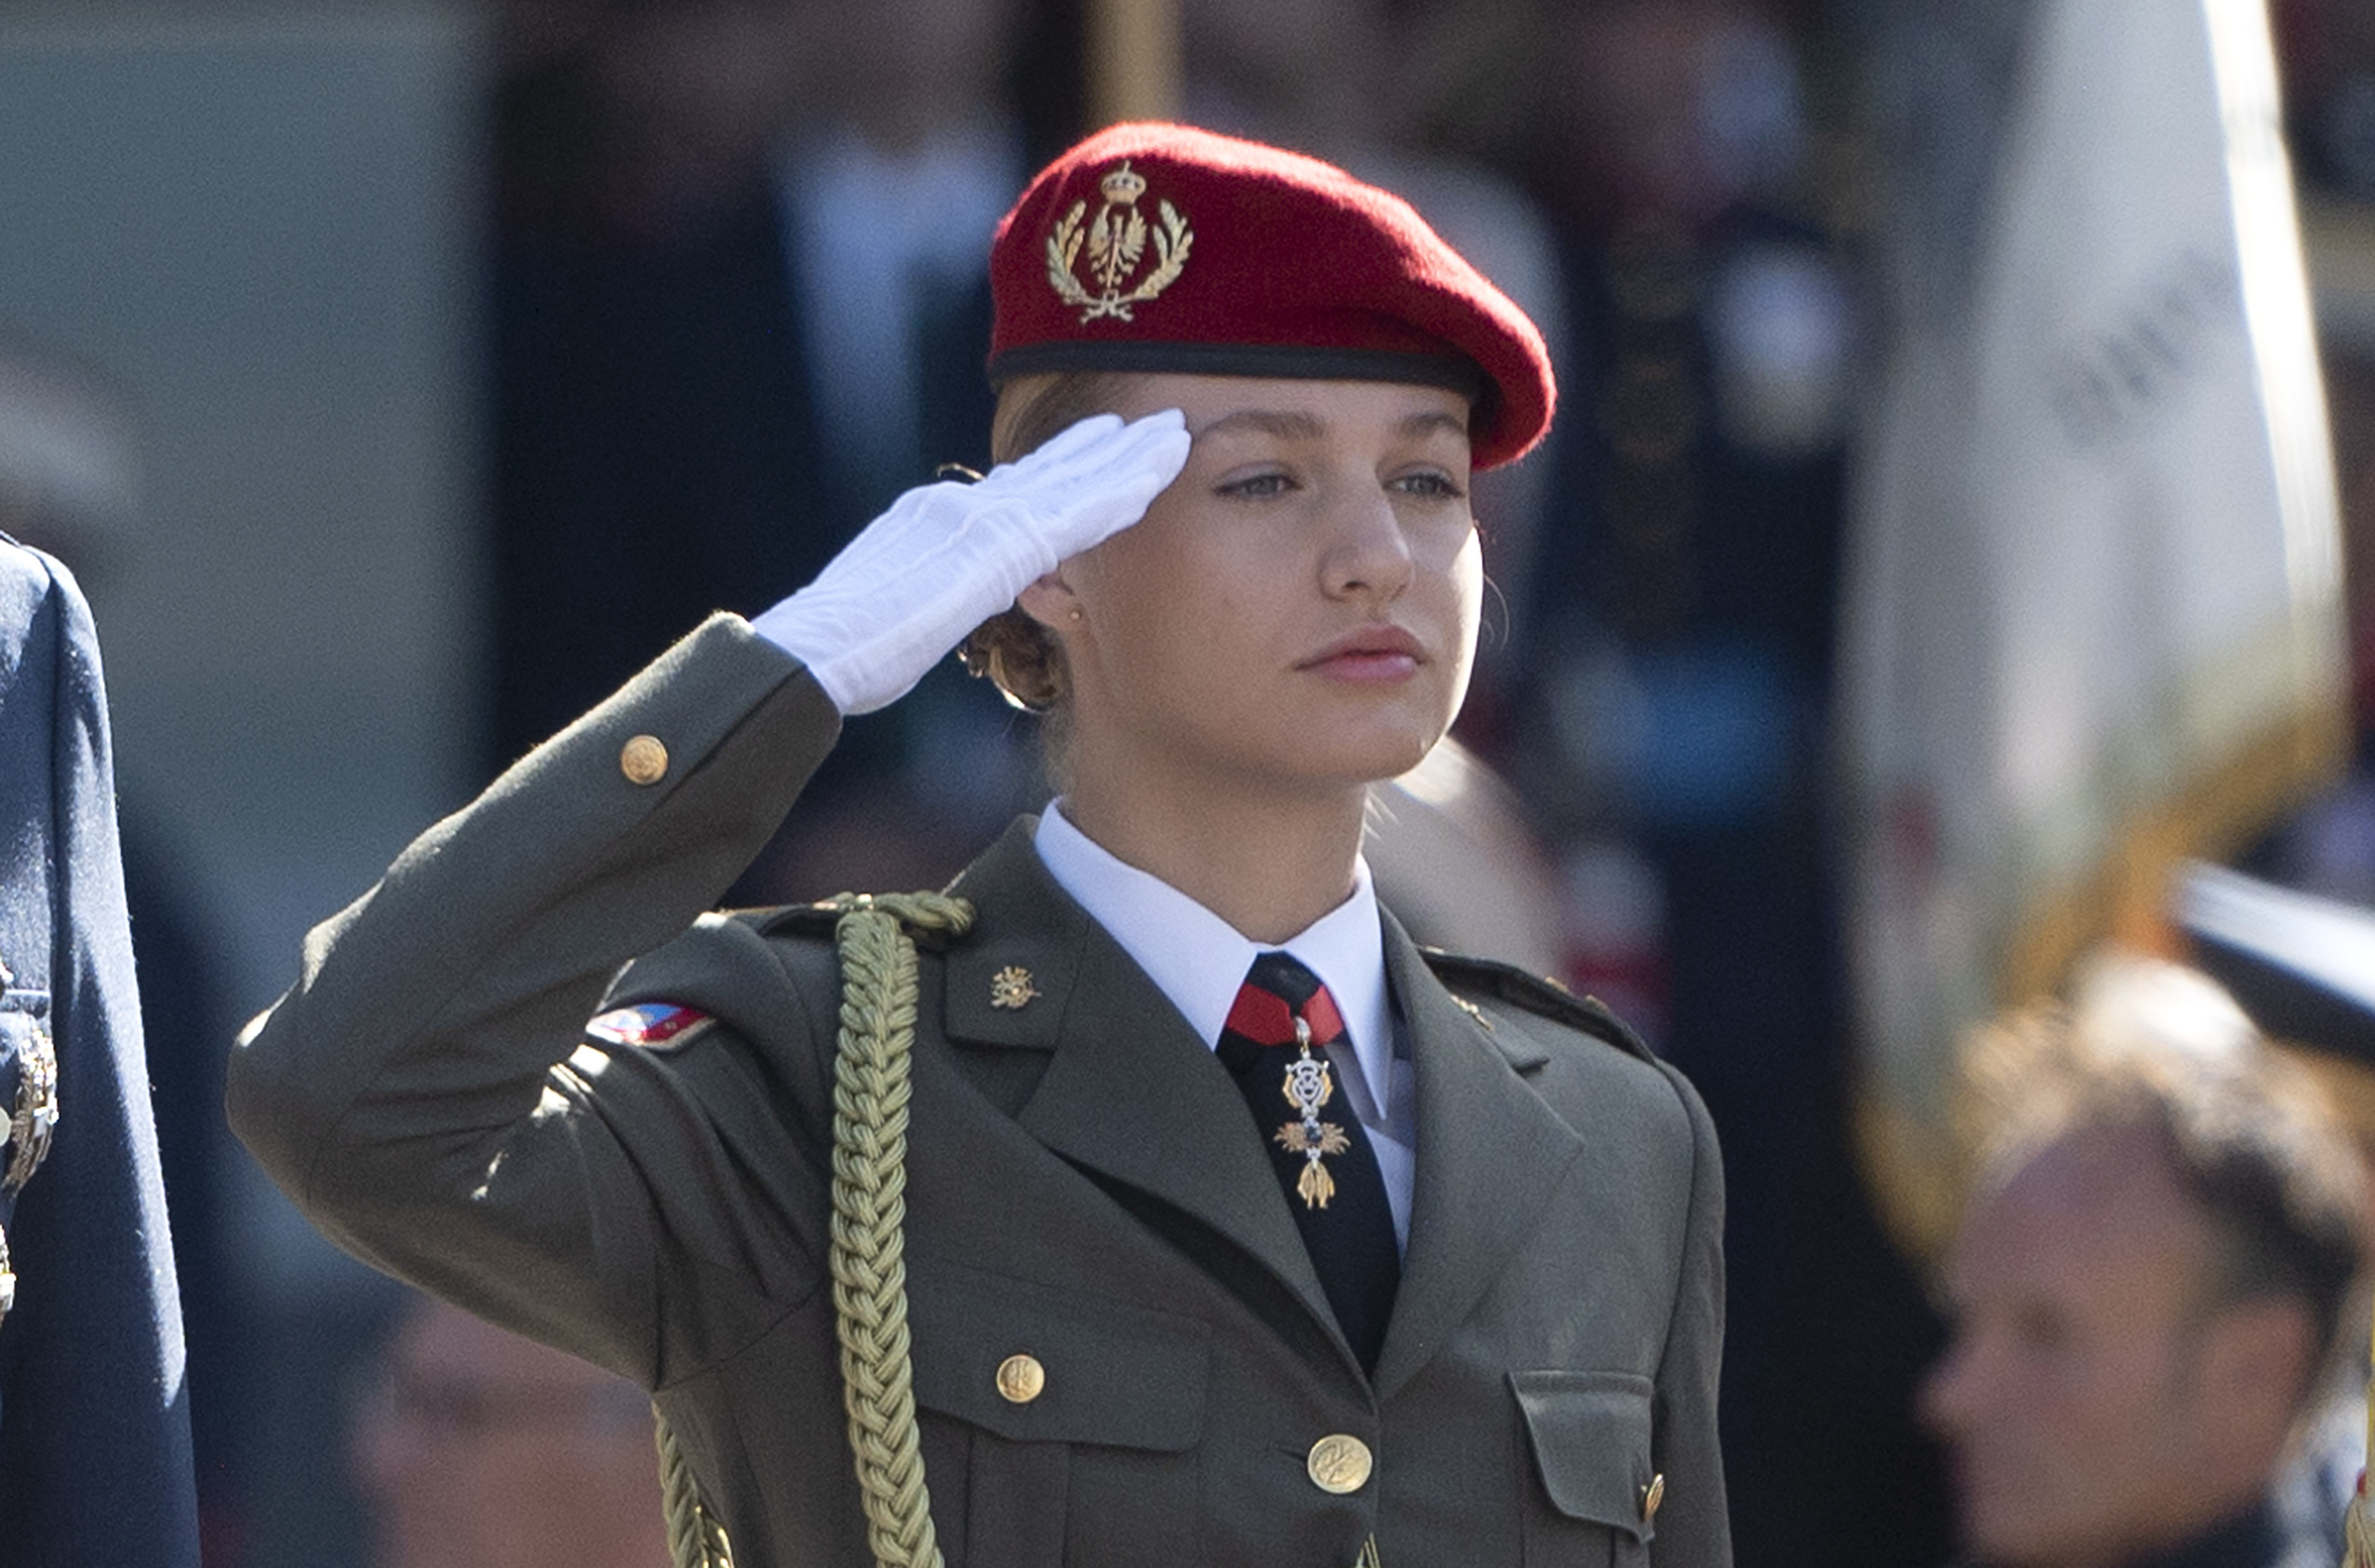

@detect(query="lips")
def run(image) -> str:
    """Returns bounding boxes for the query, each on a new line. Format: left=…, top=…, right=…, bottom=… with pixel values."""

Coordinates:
left=1299, top=625, right=1425, bottom=681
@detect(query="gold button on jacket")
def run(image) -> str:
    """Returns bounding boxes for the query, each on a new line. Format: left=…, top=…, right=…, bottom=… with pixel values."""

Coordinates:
left=1307, top=1434, right=1373, bottom=1495
left=994, top=1354, right=1044, bottom=1405
left=227, top=616, right=1730, bottom=1568
left=618, top=733, right=670, bottom=785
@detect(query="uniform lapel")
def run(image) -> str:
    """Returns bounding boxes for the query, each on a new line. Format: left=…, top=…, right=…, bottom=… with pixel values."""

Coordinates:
left=1372, top=913, right=1586, bottom=1401
left=942, top=822, right=1338, bottom=1342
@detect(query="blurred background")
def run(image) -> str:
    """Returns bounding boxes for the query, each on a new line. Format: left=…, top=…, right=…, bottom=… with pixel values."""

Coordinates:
left=3, top=0, right=2373, bottom=1563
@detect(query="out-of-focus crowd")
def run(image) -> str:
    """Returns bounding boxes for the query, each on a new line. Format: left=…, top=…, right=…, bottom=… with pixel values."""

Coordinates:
left=11, top=1, right=2375, bottom=1565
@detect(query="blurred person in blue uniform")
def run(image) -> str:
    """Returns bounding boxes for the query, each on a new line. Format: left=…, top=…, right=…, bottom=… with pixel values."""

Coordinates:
left=0, top=532, right=200, bottom=1565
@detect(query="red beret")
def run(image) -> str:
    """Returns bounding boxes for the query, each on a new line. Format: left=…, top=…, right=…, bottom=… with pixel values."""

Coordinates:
left=988, top=123, right=1556, bottom=470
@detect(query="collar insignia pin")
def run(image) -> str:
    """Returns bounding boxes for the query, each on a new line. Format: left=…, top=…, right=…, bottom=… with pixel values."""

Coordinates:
left=1046, top=160, right=1193, bottom=323
left=989, top=966, right=1040, bottom=1010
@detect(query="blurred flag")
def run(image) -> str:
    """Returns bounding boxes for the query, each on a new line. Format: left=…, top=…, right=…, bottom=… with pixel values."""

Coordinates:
left=1841, top=0, right=2348, bottom=1250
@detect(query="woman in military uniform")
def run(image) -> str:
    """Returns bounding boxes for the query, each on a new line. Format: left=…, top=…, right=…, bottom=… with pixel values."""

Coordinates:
left=230, top=123, right=1729, bottom=1568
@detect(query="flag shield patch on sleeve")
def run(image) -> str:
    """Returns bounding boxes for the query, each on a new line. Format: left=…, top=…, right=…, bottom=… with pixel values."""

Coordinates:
left=585, top=1002, right=715, bottom=1052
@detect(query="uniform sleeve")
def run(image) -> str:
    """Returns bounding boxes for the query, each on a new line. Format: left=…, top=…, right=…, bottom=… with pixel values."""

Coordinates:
left=226, top=613, right=843, bottom=1384
left=1650, top=1061, right=1731, bottom=1568
left=0, top=545, right=201, bottom=1566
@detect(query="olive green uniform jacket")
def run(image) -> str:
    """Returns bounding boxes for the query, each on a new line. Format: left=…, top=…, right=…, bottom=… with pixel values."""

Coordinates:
left=228, top=616, right=1729, bottom=1568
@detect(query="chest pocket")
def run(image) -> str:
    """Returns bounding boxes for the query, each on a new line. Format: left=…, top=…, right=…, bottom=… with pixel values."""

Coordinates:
left=1513, top=1369, right=1658, bottom=1567
left=906, top=1258, right=1208, bottom=1568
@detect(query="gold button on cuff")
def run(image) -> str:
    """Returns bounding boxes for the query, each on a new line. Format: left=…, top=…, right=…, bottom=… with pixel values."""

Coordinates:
left=995, top=1354, right=1045, bottom=1405
left=1642, top=1472, right=1666, bottom=1523
left=1306, top=1434, right=1373, bottom=1495
left=619, top=734, right=670, bottom=786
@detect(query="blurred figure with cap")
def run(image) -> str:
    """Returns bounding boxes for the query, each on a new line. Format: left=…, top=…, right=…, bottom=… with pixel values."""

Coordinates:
left=1923, top=954, right=2366, bottom=1568
left=230, top=121, right=1727, bottom=1566
left=352, top=1290, right=668, bottom=1568
left=2181, top=861, right=2375, bottom=1074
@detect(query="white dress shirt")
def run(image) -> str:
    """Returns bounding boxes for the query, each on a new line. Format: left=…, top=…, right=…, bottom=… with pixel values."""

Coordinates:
left=1033, top=801, right=1414, bottom=1249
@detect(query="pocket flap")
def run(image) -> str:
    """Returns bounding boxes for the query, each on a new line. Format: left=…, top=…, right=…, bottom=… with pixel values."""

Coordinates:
left=1511, top=1369, right=1657, bottom=1543
left=907, top=1258, right=1208, bottom=1452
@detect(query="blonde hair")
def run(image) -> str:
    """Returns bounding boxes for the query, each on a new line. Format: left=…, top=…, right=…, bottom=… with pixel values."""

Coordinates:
left=958, top=371, right=1134, bottom=714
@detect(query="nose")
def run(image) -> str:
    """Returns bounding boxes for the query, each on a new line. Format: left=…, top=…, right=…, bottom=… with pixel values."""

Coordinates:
left=1318, top=482, right=1416, bottom=606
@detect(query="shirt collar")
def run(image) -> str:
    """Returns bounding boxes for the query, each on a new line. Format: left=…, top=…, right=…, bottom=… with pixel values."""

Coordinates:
left=1033, top=800, right=1394, bottom=1117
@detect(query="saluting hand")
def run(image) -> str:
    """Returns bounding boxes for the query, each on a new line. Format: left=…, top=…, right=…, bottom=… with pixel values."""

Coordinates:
left=752, top=409, right=1190, bottom=715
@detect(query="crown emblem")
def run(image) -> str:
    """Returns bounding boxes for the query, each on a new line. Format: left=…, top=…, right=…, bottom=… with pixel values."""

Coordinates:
left=1099, top=165, right=1147, bottom=204
left=1046, top=160, right=1193, bottom=323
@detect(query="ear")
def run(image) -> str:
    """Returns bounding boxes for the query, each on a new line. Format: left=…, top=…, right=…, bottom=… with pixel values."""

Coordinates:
left=1017, top=571, right=1080, bottom=631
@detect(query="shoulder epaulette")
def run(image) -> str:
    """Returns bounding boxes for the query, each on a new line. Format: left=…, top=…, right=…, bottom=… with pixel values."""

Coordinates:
left=1419, top=949, right=1655, bottom=1062
left=752, top=895, right=973, bottom=952
left=752, top=900, right=846, bottom=941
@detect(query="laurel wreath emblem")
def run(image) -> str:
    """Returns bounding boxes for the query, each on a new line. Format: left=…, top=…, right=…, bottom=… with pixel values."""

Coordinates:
left=1046, top=192, right=1193, bottom=323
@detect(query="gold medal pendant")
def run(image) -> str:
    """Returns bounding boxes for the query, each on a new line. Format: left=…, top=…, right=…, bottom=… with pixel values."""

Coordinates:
left=1272, top=1017, right=1351, bottom=1209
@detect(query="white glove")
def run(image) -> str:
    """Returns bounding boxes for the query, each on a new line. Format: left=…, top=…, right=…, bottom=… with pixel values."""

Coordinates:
left=752, top=409, right=1190, bottom=714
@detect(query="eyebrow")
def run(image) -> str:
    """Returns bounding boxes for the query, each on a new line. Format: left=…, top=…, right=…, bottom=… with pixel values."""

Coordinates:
left=1189, top=407, right=1471, bottom=443
left=1397, top=409, right=1469, bottom=442
left=1192, top=409, right=1327, bottom=441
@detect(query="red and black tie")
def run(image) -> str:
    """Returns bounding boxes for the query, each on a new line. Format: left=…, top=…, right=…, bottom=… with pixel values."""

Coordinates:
left=1216, top=951, right=1400, bottom=1374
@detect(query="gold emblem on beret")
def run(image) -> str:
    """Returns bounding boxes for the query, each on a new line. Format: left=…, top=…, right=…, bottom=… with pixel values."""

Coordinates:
left=1046, top=160, right=1192, bottom=323
left=989, top=966, right=1040, bottom=1010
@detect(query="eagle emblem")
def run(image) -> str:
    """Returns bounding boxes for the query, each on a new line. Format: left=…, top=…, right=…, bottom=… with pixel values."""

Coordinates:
left=1046, top=161, right=1193, bottom=323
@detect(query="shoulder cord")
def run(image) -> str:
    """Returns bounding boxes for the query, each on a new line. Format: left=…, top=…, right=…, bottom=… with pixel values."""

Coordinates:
left=654, top=890, right=975, bottom=1568
left=656, top=1416, right=733, bottom=1568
